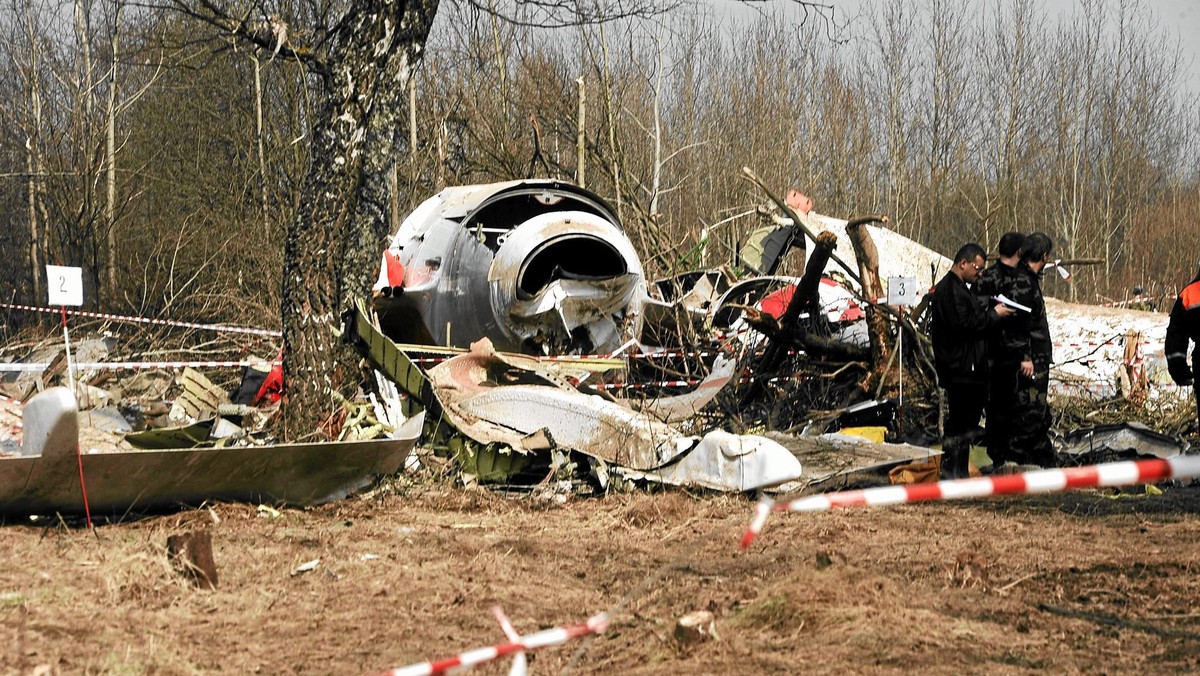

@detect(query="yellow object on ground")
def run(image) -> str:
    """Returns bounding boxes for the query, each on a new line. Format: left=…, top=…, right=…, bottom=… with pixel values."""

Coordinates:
left=837, top=426, right=887, bottom=443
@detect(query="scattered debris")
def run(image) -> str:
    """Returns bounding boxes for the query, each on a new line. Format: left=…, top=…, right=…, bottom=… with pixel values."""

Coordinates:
left=345, top=306, right=804, bottom=493
left=291, top=559, right=320, bottom=576
left=674, top=610, right=719, bottom=645
left=1, top=180, right=1194, bottom=517
left=1056, top=422, right=1189, bottom=465
left=0, top=388, right=422, bottom=517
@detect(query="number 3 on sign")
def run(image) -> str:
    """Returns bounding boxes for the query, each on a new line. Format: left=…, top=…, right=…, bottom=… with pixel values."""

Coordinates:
left=887, top=276, right=920, bottom=307
left=46, top=265, right=84, bottom=307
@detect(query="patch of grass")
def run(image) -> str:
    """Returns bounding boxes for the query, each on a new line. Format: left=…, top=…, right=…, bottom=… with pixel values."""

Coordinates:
left=992, top=650, right=1052, bottom=669
left=730, top=593, right=805, bottom=632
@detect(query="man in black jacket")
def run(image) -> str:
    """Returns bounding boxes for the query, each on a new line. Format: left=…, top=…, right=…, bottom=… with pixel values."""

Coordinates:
left=1007, top=232, right=1056, bottom=467
left=931, top=243, right=1015, bottom=479
left=974, top=232, right=1025, bottom=467
left=1166, top=259, right=1200, bottom=431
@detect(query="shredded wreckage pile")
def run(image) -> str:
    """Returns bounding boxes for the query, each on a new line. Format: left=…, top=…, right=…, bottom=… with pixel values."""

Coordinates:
left=1, top=178, right=1195, bottom=518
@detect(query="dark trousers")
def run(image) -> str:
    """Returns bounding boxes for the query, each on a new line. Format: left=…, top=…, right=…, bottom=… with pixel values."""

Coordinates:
left=942, top=382, right=987, bottom=479
left=945, top=382, right=987, bottom=438
left=1009, top=360, right=1055, bottom=467
left=985, top=362, right=1020, bottom=464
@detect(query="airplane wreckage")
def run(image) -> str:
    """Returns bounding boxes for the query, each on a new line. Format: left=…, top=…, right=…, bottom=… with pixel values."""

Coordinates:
left=0, top=177, right=1191, bottom=517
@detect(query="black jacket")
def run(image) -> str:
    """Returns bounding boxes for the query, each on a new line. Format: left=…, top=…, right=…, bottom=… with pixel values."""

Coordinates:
left=1165, top=274, right=1200, bottom=384
left=931, top=271, right=1003, bottom=385
left=975, top=260, right=1024, bottom=365
left=1008, top=264, right=1052, bottom=364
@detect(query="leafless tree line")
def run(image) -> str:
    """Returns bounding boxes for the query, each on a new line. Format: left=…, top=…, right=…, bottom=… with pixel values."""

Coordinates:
left=1, top=0, right=1197, bottom=332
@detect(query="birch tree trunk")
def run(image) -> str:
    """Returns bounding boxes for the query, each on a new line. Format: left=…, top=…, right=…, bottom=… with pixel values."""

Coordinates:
left=278, top=0, right=438, bottom=441
left=105, top=3, right=122, bottom=297
left=23, top=1, right=44, bottom=302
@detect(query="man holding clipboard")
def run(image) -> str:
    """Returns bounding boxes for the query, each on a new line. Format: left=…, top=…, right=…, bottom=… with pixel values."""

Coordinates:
left=930, top=243, right=1015, bottom=479
left=974, top=232, right=1026, bottom=468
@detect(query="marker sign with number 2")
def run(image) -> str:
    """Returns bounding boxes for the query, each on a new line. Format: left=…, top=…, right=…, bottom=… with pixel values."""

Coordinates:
left=46, top=265, right=84, bottom=306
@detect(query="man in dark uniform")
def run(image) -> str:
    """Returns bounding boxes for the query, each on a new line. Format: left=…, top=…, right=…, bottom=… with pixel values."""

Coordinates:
left=1165, top=259, right=1200, bottom=430
left=930, top=243, right=1015, bottom=479
left=1007, top=232, right=1056, bottom=467
left=974, top=232, right=1025, bottom=467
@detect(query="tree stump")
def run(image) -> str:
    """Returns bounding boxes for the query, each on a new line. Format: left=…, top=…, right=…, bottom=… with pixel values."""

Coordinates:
left=167, top=530, right=218, bottom=589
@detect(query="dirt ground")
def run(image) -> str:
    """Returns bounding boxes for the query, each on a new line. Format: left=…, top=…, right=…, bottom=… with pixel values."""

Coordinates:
left=2, top=479, right=1199, bottom=675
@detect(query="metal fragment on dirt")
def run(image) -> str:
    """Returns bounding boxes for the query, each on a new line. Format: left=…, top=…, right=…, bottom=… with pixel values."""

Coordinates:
left=0, top=388, right=422, bottom=517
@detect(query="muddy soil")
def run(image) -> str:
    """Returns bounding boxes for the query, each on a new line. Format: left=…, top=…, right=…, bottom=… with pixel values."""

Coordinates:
left=2, top=481, right=1198, bottom=675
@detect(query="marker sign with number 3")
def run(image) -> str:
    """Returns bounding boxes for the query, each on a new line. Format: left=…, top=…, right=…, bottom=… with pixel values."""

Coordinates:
left=46, top=265, right=84, bottom=306
left=886, top=276, right=921, bottom=307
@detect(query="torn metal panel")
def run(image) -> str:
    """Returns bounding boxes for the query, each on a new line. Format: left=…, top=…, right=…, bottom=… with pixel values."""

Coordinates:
left=125, top=419, right=223, bottom=449
left=607, top=429, right=804, bottom=492
left=1056, top=423, right=1190, bottom=465
left=169, top=367, right=228, bottom=422
left=428, top=339, right=680, bottom=469
left=621, top=354, right=736, bottom=424
left=764, top=431, right=940, bottom=494
left=0, top=388, right=421, bottom=517
left=425, top=338, right=802, bottom=491
left=349, top=303, right=803, bottom=491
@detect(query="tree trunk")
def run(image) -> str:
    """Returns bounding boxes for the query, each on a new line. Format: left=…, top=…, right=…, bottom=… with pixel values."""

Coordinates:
left=253, top=52, right=270, bottom=238
left=105, top=3, right=122, bottom=298
left=279, top=0, right=438, bottom=442
left=844, top=216, right=895, bottom=384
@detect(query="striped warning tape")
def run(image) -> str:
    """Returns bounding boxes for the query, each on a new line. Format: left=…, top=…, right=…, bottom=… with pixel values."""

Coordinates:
left=740, top=455, right=1200, bottom=549
left=0, top=302, right=281, bottom=337
left=580, top=374, right=809, bottom=391
left=376, top=612, right=608, bottom=676
left=0, top=360, right=279, bottom=372
left=1053, top=340, right=1152, bottom=349
left=405, top=348, right=796, bottom=365
left=1097, top=295, right=1174, bottom=308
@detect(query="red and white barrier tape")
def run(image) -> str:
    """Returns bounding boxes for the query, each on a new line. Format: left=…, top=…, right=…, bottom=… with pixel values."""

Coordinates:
left=0, top=302, right=281, bottom=337
left=376, top=612, right=609, bottom=676
left=740, top=455, right=1200, bottom=548
left=0, top=360, right=279, bottom=372
left=1098, top=295, right=1174, bottom=308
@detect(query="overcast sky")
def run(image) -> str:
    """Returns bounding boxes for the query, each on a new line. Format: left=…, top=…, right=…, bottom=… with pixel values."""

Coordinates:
left=808, top=0, right=1200, bottom=93
left=1044, top=0, right=1199, bottom=91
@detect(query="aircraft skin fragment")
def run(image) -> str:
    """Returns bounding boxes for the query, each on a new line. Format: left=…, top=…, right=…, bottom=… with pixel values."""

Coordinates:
left=424, top=338, right=803, bottom=490
left=0, top=388, right=421, bottom=516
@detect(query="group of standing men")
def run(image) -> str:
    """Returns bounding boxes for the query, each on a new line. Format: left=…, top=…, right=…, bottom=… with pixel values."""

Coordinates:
left=930, top=232, right=1057, bottom=479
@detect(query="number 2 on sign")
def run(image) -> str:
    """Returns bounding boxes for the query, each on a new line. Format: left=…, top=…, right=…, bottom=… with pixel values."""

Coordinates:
left=46, top=265, right=84, bottom=306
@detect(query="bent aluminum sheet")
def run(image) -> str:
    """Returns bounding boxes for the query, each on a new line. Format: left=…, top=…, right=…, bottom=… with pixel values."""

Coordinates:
left=765, top=431, right=940, bottom=494
left=428, top=339, right=802, bottom=490
left=1056, top=422, right=1189, bottom=465
left=0, top=388, right=421, bottom=517
left=609, top=429, right=805, bottom=492
left=620, top=354, right=736, bottom=424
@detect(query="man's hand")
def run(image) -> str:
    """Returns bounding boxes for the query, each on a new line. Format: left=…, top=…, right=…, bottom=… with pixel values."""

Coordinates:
left=1168, top=357, right=1194, bottom=387
left=993, top=303, right=1015, bottom=318
left=1020, top=360, right=1034, bottom=378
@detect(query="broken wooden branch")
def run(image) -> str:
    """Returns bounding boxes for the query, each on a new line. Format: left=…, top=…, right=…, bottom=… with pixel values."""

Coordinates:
left=739, top=167, right=863, bottom=287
